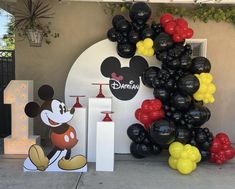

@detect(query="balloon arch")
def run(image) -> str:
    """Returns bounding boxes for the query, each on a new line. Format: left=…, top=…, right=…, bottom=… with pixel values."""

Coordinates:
left=106, top=2, right=235, bottom=174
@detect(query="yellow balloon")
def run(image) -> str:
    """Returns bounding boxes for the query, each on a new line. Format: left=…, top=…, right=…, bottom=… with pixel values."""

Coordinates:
left=168, top=156, right=178, bottom=169
left=180, top=151, right=189, bottom=159
left=199, top=84, right=207, bottom=93
left=143, top=38, right=153, bottom=48
left=136, top=41, right=142, bottom=48
left=169, top=142, right=184, bottom=158
left=192, top=162, right=197, bottom=171
left=177, top=158, right=194, bottom=175
left=208, top=83, right=216, bottom=94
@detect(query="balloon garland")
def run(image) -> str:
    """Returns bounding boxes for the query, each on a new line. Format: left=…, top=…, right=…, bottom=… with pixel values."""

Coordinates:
left=106, top=2, right=235, bottom=174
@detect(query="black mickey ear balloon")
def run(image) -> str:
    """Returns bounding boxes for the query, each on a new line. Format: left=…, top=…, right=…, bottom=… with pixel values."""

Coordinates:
left=127, top=123, right=146, bottom=143
left=117, top=43, right=136, bottom=58
left=177, top=74, right=200, bottom=95
left=190, top=56, right=211, bottom=74
left=129, top=2, right=151, bottom=25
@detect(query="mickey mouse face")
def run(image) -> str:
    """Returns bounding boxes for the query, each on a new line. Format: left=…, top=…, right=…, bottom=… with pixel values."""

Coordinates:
left=25, top=85, right=75, bottom=127
left=101, top=56, right=149, bottom=101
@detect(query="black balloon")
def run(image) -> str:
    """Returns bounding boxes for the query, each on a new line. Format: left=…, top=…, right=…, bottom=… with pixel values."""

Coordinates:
left=128, top=31, right=140, bottom=44
left=127, top=123, right=146, bottom=143
left=190, top=56, right=211, bottom=74
left=154, top=33, right=174, bottom=52
left=171, top=93, right=192, bottom=111
left=141, top=28, right=155, bottom=39
left=150, top=119, right=176, bottom=146
left=180, top=55, right=192, bottom=70
left=153, top=87, right=170, bottom=102
left=186, top=105, right=211, bottom=127
left=117, top=43, right=136, bottom=58
left=112, top=15, right=125, bottom=29
left=107, top=28, right=117, bottom=42
left=200, top=150, right=211, bottom=161
left=175, top=127, right=191, bottom=144
left=151, top=22, right=163, bottom=35
left=116, top=19, right=131, bottom=33
left=129, top=2, right=151, bottom=25
left=166, top=59, right=180, bottom=70
left=151, top=144, right=162, bottom=155
left=177, top=74, right=200, bottom=95
left=130, top=142, right=151, bottom=159
left=142, top=66, right=160, bottom=88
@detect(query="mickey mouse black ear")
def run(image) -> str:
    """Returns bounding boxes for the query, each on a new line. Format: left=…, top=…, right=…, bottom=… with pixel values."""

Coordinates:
left=129, top=56, right=149, bottom=77
left=38, top=85, right=54, bottom=100
left=25, top=102, right=40, bottom=118
left=101, top=57, right=121, bottom=78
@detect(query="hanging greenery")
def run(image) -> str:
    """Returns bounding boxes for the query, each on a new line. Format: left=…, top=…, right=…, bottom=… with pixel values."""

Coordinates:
left=101, top=2, right=235, bottom=26
left=158, top=4, right=235, bottom=25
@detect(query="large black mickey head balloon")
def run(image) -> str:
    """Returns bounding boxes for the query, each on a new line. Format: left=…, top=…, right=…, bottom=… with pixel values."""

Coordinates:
left=154, top=33, right=174, bottom=52
left=127, top=123, right=146, bottom=143
left=101, top=56, right=148, bottom=101
left=190, top=56, right=211, bottom=74
left=177, top=74, right=200, bottom=95
left=150, top=119, right=176, bottom=146
left=129, top=2, right=151, bottom=25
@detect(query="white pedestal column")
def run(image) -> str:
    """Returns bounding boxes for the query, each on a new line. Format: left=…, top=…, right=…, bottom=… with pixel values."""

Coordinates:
left=87, top=98, right=112, bottom=162
left=96, top=121, right=115, bottom=172
left=69, top=107, right=87, bottom=156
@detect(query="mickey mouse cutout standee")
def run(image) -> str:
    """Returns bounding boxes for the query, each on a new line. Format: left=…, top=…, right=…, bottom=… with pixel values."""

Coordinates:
left=24, top=85, right=87, bottom=171
left=101, top=56, right=149, bottom=101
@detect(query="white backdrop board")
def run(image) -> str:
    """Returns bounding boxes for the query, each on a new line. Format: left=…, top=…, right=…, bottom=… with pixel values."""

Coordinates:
left=65, top=39, right=160, bottom=153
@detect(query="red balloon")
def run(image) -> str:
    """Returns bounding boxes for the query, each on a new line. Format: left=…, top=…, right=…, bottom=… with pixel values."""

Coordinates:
left=173, top=33, right=183, bottom=42
left=150, top=99, right=162, bottom=110
left=175, top=18, right=188, bottom=28
left=139, top=113, right=150, bottom=125
left=164, top=21, right=176, bottom=35
left=135, top=108, right=142, bottom=120
left=141, top=100, right=151, bottom=113
left=210, top=132, right=235, bottom=164
left=160, top=13, right=174, bottom=26
left=185, top=28, right=194, bottom=39
left=216, top=133, right=230, bottom=142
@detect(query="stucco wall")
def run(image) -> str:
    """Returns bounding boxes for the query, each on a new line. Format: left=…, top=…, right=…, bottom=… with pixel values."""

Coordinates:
left=15, top=1, right=235, bottom=141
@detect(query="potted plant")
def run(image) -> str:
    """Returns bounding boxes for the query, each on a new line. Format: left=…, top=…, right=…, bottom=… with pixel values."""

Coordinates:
left=13, top=0, right=59, bottom=47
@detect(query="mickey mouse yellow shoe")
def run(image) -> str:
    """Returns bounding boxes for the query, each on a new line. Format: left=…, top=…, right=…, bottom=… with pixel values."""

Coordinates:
left=29, top=144, right=49, bottom=171
left=58, top=155, right=87, bottom=170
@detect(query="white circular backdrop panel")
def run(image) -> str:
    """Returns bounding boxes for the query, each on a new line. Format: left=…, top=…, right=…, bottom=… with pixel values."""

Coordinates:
left=65, top=39, right=160, bottom=153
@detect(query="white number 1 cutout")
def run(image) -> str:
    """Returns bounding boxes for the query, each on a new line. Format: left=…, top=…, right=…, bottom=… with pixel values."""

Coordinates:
left=4, top=80, right=39, bottom=154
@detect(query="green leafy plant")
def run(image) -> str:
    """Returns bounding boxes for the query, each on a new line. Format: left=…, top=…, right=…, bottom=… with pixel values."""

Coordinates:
left=101, top=2, right=235, bottom=26
left=158, top=4, right=235, bottom=25
left=100, top=1, right=131, bottom=15
left=13, top=0, right=59, bottom=46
